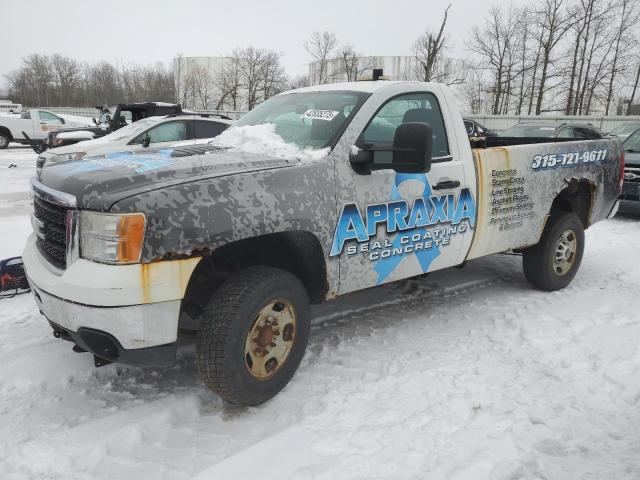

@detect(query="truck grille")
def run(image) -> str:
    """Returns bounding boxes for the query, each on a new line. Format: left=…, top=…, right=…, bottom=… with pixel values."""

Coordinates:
left=624, top=167, right=640, bottom=183
left=33, top=197, right=69, bottom=269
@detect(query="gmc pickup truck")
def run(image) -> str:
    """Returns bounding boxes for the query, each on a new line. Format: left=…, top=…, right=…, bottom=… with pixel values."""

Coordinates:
left=24, top=81, right=624, bottom=406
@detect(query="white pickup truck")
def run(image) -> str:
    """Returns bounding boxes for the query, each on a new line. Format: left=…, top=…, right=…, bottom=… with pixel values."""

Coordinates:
left=0, top=109, right=92, bottom=149
left=24, top=80, right=624, bottom=406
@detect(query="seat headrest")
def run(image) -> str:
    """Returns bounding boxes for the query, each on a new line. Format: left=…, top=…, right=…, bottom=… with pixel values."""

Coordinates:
left=402, top=108, right=436, bottom=125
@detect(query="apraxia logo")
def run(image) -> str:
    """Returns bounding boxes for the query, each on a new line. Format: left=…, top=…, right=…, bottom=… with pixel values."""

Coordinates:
left=330, top=173, right=476, bottom=283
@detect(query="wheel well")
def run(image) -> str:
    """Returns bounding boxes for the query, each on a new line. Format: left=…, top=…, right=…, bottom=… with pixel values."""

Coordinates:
left=179, top=231, right=328, bottom=332
left=550, top=179, right=595, bottom=228
left=0, top=127, right=12, bottom=140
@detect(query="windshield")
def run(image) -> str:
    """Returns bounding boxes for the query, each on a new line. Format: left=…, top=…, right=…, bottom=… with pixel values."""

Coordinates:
left=500, top=124, right=557, bottom=138
left=623, top=129, right=640, bottom=152
left=95, top=117, right=160, bottom=143
left=233, top=91, right=368, bottom=149
left=611, top=123, right=640, bottom=136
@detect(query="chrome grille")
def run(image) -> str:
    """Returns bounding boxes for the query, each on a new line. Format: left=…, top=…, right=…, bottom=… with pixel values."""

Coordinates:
left=31, top=178, right=78, bottom=271
left=33, top=197, right=69, bottom=269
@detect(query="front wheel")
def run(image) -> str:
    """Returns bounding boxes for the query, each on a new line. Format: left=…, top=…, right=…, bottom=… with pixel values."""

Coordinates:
left=196, top=266, right=310, bottom=406
left=0, top=132, right=9, bottom=149
left=522, top=212, right=585, bottom=291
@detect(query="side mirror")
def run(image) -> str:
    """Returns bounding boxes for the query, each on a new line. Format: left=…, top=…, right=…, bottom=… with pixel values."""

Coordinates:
left=349, top=122, right=433, bottom=175
left=142, top=135, right=151, bottom=148
left=392, top=122, right=432, bottom=173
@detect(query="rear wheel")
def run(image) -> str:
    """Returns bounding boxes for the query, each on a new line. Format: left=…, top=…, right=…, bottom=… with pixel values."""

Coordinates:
left=0, top=132, right=9, bottom=149
left=196, top=266, right=310, bottom=406
left=522, top=212, right=585, bottom=291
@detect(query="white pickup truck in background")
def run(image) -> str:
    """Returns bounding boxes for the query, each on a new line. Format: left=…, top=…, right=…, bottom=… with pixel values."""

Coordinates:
left=0, top=109, right=92, bottom=149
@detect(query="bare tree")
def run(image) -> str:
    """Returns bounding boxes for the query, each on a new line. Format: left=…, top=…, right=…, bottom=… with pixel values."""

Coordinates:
left=215, top=57, right=242, bottom=110
left=304, top=31, right=337, bottom=85
left=604, top=0, right=640, bottom=114
left=469, top=5, right=521, bottom=114
left=628, top=63, right=640, bottom=114
left=414, top=4, right=451, bottom=82
left=532, top=0, right=573, bottom=114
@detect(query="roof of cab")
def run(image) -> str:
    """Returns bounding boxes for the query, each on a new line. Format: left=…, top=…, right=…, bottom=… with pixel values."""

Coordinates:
left=281, top=80, right=419, bottom=95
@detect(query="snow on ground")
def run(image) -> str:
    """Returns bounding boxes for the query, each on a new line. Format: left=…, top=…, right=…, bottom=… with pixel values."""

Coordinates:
left=0, top=146, right=639, bottom=479
left=0, top=144, right=36, bottom=218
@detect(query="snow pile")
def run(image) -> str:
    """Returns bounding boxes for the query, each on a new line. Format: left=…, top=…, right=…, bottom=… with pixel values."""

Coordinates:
left=212, top=124, right=329, bottom=161
left=56, top=130, right=95, bottom=140
left=57, top=114, right=94, bottom=127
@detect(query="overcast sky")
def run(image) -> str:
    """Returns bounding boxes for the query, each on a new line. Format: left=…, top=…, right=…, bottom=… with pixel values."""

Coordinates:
left=2, top=0, right=505, bottom=79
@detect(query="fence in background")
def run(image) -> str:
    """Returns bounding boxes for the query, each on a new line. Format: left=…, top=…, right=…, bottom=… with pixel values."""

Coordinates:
left=28, top=106, right=247, bottom=120
left=27, top=108, right=640, bottom=130
left=467, top=114, right=640, bottom=132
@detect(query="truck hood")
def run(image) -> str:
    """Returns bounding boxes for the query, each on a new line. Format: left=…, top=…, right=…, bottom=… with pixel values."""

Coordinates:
left=625, top=151, right=640, bottom=167
left=38, top=147, right=298, bottom=210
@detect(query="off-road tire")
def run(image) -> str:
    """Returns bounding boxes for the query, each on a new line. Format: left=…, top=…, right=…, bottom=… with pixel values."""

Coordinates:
left=196, top=266, right=310, bottom=406
left=0, top=132, right=9, bottom=149
left=522, top=212, right=585, bottom=291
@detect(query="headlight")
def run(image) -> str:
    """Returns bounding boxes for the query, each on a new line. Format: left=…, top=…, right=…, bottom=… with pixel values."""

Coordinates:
left=80, top=211, right=146, bottom=264
left=50, top=152, right=86, bottom=162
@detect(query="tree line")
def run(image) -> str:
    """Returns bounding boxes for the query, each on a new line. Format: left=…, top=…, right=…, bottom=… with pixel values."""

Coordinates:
left=4, top=54, right=175, bottom=108
left=4, top=0, right=640, bottom=115
left=305, top=0, right=640, bottom=115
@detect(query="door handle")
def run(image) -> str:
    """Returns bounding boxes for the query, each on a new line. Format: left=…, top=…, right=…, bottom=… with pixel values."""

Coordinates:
left=432, top=180, right=460, bottom=190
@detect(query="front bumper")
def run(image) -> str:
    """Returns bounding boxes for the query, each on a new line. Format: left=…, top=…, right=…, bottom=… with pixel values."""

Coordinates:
left=23, top=234, right=201, bottom=364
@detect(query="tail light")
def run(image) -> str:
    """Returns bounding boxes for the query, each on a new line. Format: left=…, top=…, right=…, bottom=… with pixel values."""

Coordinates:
left=619, top=151, right=625, bottom=191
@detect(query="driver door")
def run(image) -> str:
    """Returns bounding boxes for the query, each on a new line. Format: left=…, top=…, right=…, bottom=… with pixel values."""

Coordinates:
left=331, top=90, right=475, bottom=294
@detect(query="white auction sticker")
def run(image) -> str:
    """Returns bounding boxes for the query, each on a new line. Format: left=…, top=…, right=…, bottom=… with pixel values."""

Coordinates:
left=301, top=109, right=339, bottom=121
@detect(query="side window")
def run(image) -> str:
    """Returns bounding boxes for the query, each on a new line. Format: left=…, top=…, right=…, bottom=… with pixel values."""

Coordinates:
left=360, top=92, right=450, bottom=159
left=194, top=120, right=222, bottom=139
left=38, top=111, right=61, bottom=122
left=556, top=127, right=574, bottom=138
left=573, top=128, right=589, bottom=139
left=133, top=121, right=187, bottom=144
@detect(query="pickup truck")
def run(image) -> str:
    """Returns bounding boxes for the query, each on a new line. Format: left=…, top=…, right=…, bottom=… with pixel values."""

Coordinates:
left=0, top=109, right=92, bottom=149
left=41, top=102, right=185, bottom=151
left=619, top=127, right=640, bottom=212
left=23, top=80, right=624, bottom=406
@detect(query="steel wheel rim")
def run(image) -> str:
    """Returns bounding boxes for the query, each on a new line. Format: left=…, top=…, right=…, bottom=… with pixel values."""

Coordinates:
left=244, top=298, right=297, bottom=380
left=0, top=136, right=7, bottom=147
left=553, top=229, right=577, bottom=276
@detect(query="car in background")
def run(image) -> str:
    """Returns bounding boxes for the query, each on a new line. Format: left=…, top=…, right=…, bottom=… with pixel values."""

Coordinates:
left=43, top=102, right=188, bottom=151
left=619, top=127, right=640, bottom=214
left=0, top=109, right=93, bottom=149
left=499, top=122, right=604, bottom=140
left=37, top=114, right=232, bottom=173
left=463, top=118, right=498, bottom=147
left=608, top=122, right=640, bottom=140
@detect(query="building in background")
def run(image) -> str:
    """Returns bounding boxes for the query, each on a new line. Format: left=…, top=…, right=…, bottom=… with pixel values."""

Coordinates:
left=173, top=56, right=228, bottom=111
